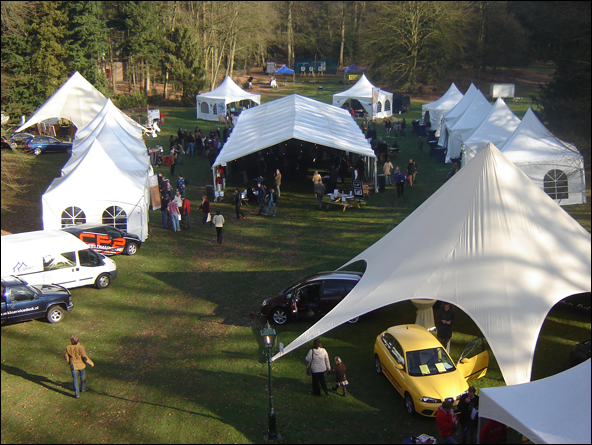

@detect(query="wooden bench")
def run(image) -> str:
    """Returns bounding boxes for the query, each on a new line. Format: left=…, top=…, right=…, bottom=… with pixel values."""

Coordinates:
left=325, top=200, right=350, bottom=212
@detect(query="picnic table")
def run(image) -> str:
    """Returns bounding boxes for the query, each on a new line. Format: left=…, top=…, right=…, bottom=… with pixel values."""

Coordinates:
left=323, top=194, right=365, bottom=212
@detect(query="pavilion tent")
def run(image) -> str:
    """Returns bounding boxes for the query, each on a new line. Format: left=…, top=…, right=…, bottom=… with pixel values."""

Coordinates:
left=272, top=143, right=591, bottom=387
left=461, top=97, right=521, bottom=167
left=444, top=88, right=492, bottom=163
left=196, top=76, right=261, bottom=121
left=274, top=65, right=295, bottom=84
left=421, top=83, right=464, bottom=137
left=437, top=83, right=478, bottom=147
left=16, top=71, right=143, bottom=133
left=342, top=64, right=365, bottom=73
left=497, top=108, right=586, bottom=206
left=42, top=139, right=150, bottom=241
left=332, top=74, right=393, bottom=120
left=213, top=94, right=377, bottom=189
left=479, top=360, right=591, bottom=444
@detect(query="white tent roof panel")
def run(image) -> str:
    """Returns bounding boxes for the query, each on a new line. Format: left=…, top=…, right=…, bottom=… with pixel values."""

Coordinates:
left=421, top=83, right=464, bottom=135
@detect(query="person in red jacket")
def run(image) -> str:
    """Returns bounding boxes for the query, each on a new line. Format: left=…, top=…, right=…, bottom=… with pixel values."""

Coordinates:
left=436, top=399, right=459, bottom=444
left=181, top=196, right=191, bottom=229
left=198, top=196, right=211, bottom=226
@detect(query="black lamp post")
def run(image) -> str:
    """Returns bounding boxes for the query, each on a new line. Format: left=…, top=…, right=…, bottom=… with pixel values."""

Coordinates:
left=260, top=322, right=281, bottom=441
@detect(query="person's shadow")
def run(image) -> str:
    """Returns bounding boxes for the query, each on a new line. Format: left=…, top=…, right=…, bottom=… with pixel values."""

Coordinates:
left=1, top=363, right=74, bottom=398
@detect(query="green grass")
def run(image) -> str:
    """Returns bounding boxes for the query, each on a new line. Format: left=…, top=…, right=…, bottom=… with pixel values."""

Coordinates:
left=1, top=67, right=590, bottom=444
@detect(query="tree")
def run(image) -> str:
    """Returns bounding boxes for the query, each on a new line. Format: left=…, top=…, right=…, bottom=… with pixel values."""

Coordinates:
left=164, top=25, right=206, bottom=101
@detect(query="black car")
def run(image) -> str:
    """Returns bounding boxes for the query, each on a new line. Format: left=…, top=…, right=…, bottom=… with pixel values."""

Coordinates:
left=22, top=136, right=72, bottom=155
left=260, top=271, right=362, bottom=325
left=569, top=339, right=591, bottom=367
left=7, top=132, right=35, bottom=149
left=1, top=136, right=11, bottom=150
left=61, top=224, right=142, bottom=256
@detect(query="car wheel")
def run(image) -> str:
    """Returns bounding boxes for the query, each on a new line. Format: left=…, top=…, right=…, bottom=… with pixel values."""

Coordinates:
left=271, top=308, right=289, bottom=325
left=405, top=393, right=416, bottom=415
left=125, top=242, right=139, bottom=255
left=347, top=316, right=359, bottom=323
left=34, top=147, right=42, bottom=155
left=47, top=306, right=65, bottom=324
left=375, top=355, right=383, bottom=374
left=95, top=273, right=111, bottom=289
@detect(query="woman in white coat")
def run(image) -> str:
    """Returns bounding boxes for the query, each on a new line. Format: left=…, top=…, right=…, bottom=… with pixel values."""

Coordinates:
left=305, top=339, right=331, bottom=396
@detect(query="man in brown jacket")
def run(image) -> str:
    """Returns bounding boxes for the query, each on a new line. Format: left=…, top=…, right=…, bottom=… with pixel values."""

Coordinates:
left=65, top=335, right=94, bottom=399
left=274, top=169, right=282, bottom=197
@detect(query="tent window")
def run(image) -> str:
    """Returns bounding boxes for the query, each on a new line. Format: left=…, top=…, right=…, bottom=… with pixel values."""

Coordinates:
left=61, top=206, right=86, bottom=227
left=384, top=100, right=391, bottom=112
left=544, top=169, right=568, bottom=200
left=200, top=102, right=209, bottom=114
left=376, top=101, right=382, bottom=113
left=213, top=103, right=218, bottom=115
left=102, top=206, right=127, bottom=231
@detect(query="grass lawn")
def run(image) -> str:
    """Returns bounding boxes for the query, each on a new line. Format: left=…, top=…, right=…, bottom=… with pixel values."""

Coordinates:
left=1, top=69, right=590, bottom=444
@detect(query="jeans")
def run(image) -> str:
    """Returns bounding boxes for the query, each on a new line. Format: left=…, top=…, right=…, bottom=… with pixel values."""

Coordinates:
left=258, top=201, right=265, bottom=215
left=71, top=366, right=86, bottom=398
left=442, top=435, right=457, bottom=444
left=385, top=174, right=392, bottom=185
left=171, top=214, right=180, bottom=232
left=266, top=201, right=276, bottom=216
left=161, top=211, right=168, bottom=229
left=186, top=142, right=194, bottom=156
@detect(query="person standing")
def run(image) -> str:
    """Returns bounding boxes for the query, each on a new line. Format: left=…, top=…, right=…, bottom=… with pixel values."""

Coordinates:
left=328, top=356, right=348, bottom=396
left=160, top=194, right=170, bottom=229
left=167, top=197, right=181, bottom=232
left=383, top=156, right=394, bottom=186
left=384, top=118, right=392, bottom=137
left=401, top=118, right=407, bottom=137
left=305, top=339, right=331, bottom=396
left=314, top=178, right=326, bottom=210
left=181, top=196, right=191, bottom=229
left=437, top=303, right=455, bottom=353
left=170, top=148, right=177, bottom=176
left=256, top=182, right=267, bottom=215
left=186, top=132, right=195, bottom=156
left=395, top=166, right=406, bottom=197
left=266, top=187, right=277, bottom=217
left=418, top=136, right=424, bottom=154
left=407, top=158, right=418, bottom=187
left=458, top=386, right=479, bottom=444
left=274, top=169, right=282, bottom=197
left=177, top=174, right=186, bottom=198
left=212, top=210, right=225, bottom=244
left=436, top=399, right=459, bottom=444
left=65, top=335, right=94, bottom=399
left=312, top=170, right=322, bottom=186
left=198, top=196, right=211, bottom=226
left=234, top=189, right=246, bottom=219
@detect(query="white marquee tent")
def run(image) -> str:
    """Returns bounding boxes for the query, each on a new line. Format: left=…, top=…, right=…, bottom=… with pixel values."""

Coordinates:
left=498, top=108, right=587, bottom=206
left=461, top=97, right=521, bottom=166
left=480, top=360, right=591, bottom=444
left=421, top=83, right=464, bottom=137
left=438, top=83, right=478, bottom=147
left=42, top=139, right=150, bottom=241
left=16, top=71, right=142, bottom=133
left=212, top=94, right=377, bottom=188
left=273, top=143, right=591, bottom=387
left=196, top=76, right=261, bottom=121
left=444, top=89, right=492, bottom=163
left=332, top=74, right=393, bottom=120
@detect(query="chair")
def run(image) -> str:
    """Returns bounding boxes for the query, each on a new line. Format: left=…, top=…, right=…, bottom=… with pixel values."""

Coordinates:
left=218, top=114, right=227, bottom=124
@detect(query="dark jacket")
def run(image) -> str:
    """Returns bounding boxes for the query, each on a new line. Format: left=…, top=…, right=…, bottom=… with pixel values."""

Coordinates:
left=458, top=393, right=479, bottom=424
left=328, top=363, right=346, bottom=383
left=437, top=305, right=455, bottom=340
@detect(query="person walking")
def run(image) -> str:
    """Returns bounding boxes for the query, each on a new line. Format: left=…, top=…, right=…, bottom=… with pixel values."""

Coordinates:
left=314, top=178, right=326, bottom=210
left=234, top=189, right=246, bottom=219
left=167, top=197, right=181, bottom=232
left=328, top=356, right=349, bottom=396
left=395, top=167, right=406, bottom=197
left=256, top=182, right=267, bottom=215
left=305, top=339, right=331, bottom=396
left=65, top=335, right=94, bottom=399
left=198, top=196, right=211, bottom=226
left=383, top=157, right=394, bottom=186
left=274, top=169, right=282, bottom=197
left=266, top=187, right=277, bottom=217
left=436, top=399, right=459, bottom=444
left=170, top=148, right=177, bottom=176
left=212, top=210, right=225, bottom=244
left=407, top=158, right=418, bottom=187
left=458, top=386, right=479, bottom=444
left=181, top=196, right=191, bottom=229
left=437, top=302, right=455, bottom=353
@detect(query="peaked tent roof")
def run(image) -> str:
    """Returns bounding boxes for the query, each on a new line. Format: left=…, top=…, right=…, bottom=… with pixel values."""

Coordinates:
left=462, top=97, right=522, bottom=165
left=439, top=83, right=479, bottom=133
left=480, top=360, right=591, bottom=444
left=332, top=74, right=393, bottom=119
left=273, top=143, right=591, bottom=387
left=421, top=83, right=464, bottom=134
left=197, top=76, right=261, bottom=105
left=213, top=94, right=375, bottom=168
left=333, top=73, right=388, bottom=101
left=274, top=65, right=295, bottom=75
left=17, top=71, right=142, bottom=133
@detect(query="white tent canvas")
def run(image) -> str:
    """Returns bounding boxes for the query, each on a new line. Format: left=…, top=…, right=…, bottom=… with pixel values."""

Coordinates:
left=273, top=143, right=591, bottom=387
left=332, top=74, right=393, bottom=120
left=461, top=98, right=521, bottom=167
left=438, top=83, right=478, bottom=147
left=498, top=108, right=586, bottom=206
left=480, top=360, right=591, bottom=444
left=17, top=71, right=142, bottom=133
left=421, top=83, right=464, bottom=137
left=445, top=89, right=492, bottom=162
left=42, top=139, right=150, bottom=241
left=196, top=77, right=261, bottom=121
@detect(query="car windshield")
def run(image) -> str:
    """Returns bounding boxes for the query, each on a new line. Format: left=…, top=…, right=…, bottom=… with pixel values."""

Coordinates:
left=406, top=347, right=456, bottom=377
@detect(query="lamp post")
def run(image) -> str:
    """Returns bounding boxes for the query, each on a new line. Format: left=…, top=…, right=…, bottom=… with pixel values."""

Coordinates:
left=260, top=322, right=281, bottom=441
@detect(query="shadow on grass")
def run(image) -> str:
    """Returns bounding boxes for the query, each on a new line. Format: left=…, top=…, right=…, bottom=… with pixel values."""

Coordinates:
left=1, top=364, right=73, bottom=398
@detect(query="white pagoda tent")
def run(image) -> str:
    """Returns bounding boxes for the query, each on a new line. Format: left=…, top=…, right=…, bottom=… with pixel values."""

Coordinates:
left=332, top=74, right=393, bottom=120
left=421, top=83, right=464, bottom=137
left=196, top=77, right=261, bottom=121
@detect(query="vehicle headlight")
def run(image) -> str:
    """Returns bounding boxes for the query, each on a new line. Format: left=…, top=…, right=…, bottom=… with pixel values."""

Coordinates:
left=261, top=301, right=268, bottom=307
left=419, top=397, right=442, bottom=404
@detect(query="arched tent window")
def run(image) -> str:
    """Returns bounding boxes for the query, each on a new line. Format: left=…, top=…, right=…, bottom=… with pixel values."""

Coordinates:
left=376, top=102, right=382, bottom=113
left=384, top=100, right=391, bottom=112
left=200, top=102, right=209, bottom=114
left=102, top=206, right=127, bottom=231
left=544, top=169, right=568, bottom=200
left=61, top=206, right=86, bottom=227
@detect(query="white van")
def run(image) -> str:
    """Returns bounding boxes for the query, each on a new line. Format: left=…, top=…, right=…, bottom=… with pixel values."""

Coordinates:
left=1, top=230, right=117, bottom=289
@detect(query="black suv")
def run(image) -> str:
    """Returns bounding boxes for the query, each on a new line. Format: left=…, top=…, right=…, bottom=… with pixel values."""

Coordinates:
left=61, top=224, right=142, bottom=256
left=260, top=271, right=362, bottom=325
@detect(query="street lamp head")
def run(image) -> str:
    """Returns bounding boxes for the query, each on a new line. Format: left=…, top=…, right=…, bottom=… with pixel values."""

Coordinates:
left=260, top=321, right=276, bottom=350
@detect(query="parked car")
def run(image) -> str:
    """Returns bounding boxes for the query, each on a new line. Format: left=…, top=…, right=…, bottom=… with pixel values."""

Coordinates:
left=1, top=276, right=73, bottom=325
left=22, top=136, right=72, bottom=155
left=569, top=339, right=591, bottom=367
left=374, top=324, right=489, bottom=417
left=61, top=224, right=142, bottom=256
left=558, top=292, right=591, bottom=314
left=260, top=271, right=362, bottom=325
left=7, top=132, right=35, bottom=149
left=1, top=136, right=11, bottom=150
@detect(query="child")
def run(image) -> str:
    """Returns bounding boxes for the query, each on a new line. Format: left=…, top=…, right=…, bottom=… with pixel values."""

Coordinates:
left=328, top=356, right=348, bottom=396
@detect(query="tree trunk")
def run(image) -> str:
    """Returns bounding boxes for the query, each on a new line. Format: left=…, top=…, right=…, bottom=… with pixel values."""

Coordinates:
left=164, top=68, right=169, bottom=99
left=475, top=1, right=487, bottom=79
left=339, top=1, right=346, bottom=67
left=287, top=1, right=294, bottom=67
left=145, top=62, right=151, bottom=93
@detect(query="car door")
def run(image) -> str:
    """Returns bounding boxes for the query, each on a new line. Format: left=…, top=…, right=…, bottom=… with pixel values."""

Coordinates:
left=6, top=285, right=44, bottom=322
left=42, top=251, right=78, bottom=288
left=319, top=280, right=346, bottom=313
left=77, top=249, right=103, bottom=286
left=456, top=337, right=489, bottom=382
left=105, top=227, right=126, bottom=254
left=378, top=333, right=405, bottom=395
left=46, top=137, right=63, bottom=153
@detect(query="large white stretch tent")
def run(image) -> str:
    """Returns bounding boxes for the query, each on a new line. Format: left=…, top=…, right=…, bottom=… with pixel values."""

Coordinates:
left=196, top=76, right=261, bottom=121
left=461, top=97, right=521, bottom=167
left=498, top=108, right=586, bottom=206
left=480, top=360, right=591, bottom=444
left=273, top=143, right=591, bottom=386
left=213, top=94, right=377, bottom=188
left=421, top=83, right=464, bottom=137
left=17, top=71, right=142, bottom=133
left=332, top=74, right=393, bottom=120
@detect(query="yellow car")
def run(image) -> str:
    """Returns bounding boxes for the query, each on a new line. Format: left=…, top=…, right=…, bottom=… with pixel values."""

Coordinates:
left=374, top=324, right=489, bottom=417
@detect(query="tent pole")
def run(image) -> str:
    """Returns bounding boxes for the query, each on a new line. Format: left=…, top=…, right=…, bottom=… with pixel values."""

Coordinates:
left=211, top=165, right=217, bottom=194
left=374, top=157, right=378, bottom=193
